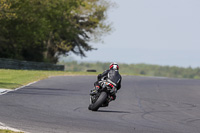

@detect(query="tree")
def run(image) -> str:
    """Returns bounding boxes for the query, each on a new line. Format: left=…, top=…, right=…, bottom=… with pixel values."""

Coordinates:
left=0, top=0, right=16, bottom=19
left=42, top=0, right=113, bottom=63
left=0, top=0, right=49, bottom=61
left=0, top=0, right=114, bottom=63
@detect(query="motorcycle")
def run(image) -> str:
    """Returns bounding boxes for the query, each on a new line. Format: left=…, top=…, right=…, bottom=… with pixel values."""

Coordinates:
left=88, top=80, right=117, bottom=111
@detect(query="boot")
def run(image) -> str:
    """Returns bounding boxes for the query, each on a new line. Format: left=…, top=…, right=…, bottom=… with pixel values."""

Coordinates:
left=109, top=94, right=116, bottom=101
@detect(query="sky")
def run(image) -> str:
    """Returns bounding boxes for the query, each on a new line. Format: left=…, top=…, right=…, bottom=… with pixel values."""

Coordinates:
left=70, top=0, right=200, bottom=68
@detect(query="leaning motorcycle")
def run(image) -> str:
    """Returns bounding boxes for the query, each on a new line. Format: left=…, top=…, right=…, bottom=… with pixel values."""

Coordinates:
left=88, top=81, right=116, bottom=111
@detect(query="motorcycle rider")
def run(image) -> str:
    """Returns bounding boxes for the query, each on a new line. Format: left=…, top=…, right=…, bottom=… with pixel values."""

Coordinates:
left=90, top=62, right=122, bottom=105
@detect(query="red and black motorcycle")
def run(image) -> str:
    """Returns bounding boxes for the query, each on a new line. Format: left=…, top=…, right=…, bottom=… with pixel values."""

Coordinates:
left=88, top=80, right=117, bottom=111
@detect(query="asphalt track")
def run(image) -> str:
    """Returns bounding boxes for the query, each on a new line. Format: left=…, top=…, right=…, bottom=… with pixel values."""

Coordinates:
left=0, top=76, right=200, bottom=133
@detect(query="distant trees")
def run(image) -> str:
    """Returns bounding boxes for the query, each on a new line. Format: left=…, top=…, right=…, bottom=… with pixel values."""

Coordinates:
left=58, top=61, right=200, bottom=79
left=0, top=0, right=113, bottom=63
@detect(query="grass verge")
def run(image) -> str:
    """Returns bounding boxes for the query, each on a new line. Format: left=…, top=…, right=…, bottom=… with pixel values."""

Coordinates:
left=0, top=129, right=23, bottom=133
left=0, top=69, right=99, bottom=89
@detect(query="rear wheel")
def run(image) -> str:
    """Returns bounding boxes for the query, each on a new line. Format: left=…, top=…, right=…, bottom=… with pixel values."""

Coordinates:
left=89, top=91, right=107, bottom=111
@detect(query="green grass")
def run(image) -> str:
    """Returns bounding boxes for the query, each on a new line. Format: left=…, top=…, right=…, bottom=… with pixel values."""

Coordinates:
left=0, top=129, right=23, bottom=133
left=0, top=69, right=99, bottom=89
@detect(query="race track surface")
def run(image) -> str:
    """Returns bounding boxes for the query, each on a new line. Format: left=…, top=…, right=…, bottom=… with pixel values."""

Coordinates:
left=0, top=76, right=200, bottom=133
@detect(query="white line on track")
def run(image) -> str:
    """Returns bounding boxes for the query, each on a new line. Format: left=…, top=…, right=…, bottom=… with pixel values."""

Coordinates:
left=0, top=81, right=40, bottom=132
left=0, top=122, right=28, bottom=132
left=0, top=81, right=38, bottom=96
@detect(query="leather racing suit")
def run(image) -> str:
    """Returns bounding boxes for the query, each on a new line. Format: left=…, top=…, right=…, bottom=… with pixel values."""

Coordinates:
left=93, top=69, right=122, bottom=100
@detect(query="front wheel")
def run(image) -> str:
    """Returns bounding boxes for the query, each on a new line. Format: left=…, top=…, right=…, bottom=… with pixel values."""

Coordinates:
left=88, top=91, right=107, bottom=111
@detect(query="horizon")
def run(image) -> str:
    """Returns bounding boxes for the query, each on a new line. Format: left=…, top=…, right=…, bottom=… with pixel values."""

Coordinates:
left=69, top=0, right=200, bottom=68
left=59, top=55, right=200, bottom=69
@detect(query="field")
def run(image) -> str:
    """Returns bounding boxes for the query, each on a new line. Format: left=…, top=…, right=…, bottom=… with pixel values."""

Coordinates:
left=0, top=69, right=98, bottom=89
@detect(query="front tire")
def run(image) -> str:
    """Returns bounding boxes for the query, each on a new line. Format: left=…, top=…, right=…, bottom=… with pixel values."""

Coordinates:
left=89, top=91, right=107, bottom=111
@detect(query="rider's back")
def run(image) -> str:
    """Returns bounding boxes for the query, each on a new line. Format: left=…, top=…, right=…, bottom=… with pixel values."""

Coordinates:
left=107, top=69, right=122, bottom=89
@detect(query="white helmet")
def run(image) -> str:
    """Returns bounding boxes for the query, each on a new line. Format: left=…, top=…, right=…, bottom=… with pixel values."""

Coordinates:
left=109, top=62, right=119, bottom=70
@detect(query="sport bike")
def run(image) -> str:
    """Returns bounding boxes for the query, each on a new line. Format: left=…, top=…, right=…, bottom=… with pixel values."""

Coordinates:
left=88, top=80, right=116, bottom=111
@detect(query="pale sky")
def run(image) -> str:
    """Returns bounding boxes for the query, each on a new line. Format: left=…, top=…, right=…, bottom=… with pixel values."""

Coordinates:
left=71, top=0, right=200, bottom=68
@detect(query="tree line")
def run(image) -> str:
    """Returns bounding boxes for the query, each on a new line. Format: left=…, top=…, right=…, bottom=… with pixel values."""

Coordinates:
left=58, top=61, right=200, bottom=79
left=0, top=0, right=113, bottom=63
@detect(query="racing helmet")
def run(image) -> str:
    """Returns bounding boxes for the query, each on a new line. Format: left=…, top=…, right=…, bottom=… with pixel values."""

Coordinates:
left=109, top=62, right=119, bottom=70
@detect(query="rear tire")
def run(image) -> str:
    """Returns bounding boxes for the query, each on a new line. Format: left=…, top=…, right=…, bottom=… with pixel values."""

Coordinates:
left=89, top=91, right=107, bottom=111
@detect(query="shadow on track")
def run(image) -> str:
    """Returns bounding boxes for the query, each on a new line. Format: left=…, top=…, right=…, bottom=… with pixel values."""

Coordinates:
left=97, top=110, right=131, bottom=114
